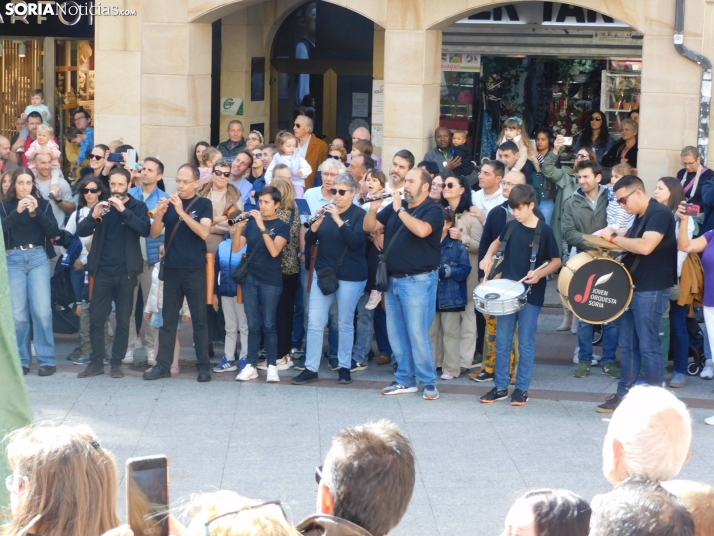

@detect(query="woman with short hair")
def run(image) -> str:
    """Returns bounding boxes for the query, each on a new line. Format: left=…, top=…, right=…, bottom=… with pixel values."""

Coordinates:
left=678, top=146, right=714, bottom=223
left=602, top=118, right=638, bottom=168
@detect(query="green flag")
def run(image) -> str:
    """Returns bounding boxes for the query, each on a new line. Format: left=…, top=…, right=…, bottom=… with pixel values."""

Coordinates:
left=0, top=222, right=32, bottom=509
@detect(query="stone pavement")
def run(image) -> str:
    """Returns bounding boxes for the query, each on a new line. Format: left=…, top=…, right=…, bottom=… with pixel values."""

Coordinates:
left=24, top=303, right=714, bottom=535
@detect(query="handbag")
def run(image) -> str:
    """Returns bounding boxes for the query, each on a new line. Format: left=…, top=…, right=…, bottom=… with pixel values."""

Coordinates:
left=158, top=197, right=200, bottom=281
left=316, top=245, right=348, bottom=295
left=231, top=246, right=258, bottom=284
left=374, top=205, right=429, bottom=292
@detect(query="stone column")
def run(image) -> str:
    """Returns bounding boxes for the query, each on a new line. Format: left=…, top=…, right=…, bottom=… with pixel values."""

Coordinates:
left=381, top=28, right=441, bottom=172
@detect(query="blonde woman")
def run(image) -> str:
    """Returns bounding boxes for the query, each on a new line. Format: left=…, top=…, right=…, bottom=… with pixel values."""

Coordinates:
left=266, top=167, right=302, bottom=369
left=4, top=423, right=121, bottom=536
left=168, top=490, right=298, bottom=536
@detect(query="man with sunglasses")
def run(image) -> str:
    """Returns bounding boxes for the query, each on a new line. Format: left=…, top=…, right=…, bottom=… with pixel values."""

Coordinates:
left=125, top=157, right=170, bottom=365
left=596, top=175, right=676, bottom=413
left=294, top=114, right=328, bottom=190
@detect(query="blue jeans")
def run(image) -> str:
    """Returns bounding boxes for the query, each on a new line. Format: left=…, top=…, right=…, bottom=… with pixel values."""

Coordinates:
left=297, top=260, right=338, bottom=356
left=373, top=300, right=392, bottom=357
left=352, top=290, right=374, bottom=363
left=242, top=273, right=282, bottom=367
left=306, top=277, right=366, bottom=371
left=495, top=304, right=541, bottom=390
left=386, top=272, right=438, bottom=389
left=540, top=199, right=555, bottom=226
left=617, top=290, right=670, bottom=397
left=578, top=319, right=619, bottom=364
left=7, top=248, right=55, bottom=367
left=669, top=301, right=690, bottom=375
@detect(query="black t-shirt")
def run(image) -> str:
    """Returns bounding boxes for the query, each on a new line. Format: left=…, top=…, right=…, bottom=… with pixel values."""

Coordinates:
left=305, top=204, right=368, bottom=281
left=377, top=198, right=444, bottom=275
left=623, top=198, right=677, bottom=291
left=163, top=196, right=213, bottom=270
left=497, top=219, right=560, bottom=307
left=243, top=217, right=291, bottom=286
left=98, top=207, right=127, bottom=276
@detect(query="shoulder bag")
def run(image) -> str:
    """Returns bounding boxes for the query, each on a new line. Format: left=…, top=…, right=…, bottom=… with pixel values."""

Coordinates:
left=316, top=211, right=353, bottom=295
left=158, top=197, right=200, bottom=281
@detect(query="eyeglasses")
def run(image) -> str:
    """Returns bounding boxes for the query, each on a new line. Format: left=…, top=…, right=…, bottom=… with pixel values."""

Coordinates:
left=81, top=187, right=100, bottom=194
left=329, top=188, right=353, bottom=196
left=204, top=501, right=288, bottom=536
left=248, top=137, right=261, bottom=142
left=328, top=155, right=341, bottom=160
left=590, top=116, right=603, bottom=122
left=682, top=160, right=698, bottom=167
left=176, top=179, right=196, bottom=185
left=616, top=190, right=636, bottom=205
left=252, top=153, right=263, bottom=159
left=322, top=172, right=339, bottom=178
left=90, top=154, right=104, bottom=160
left=5, top=474, right=23, bottom=493
left=432, top=182, right=444, bottom=189
left=214, top=170, right=231, bottom=178
left=444, top=182, right=458, bottom=189
left=575, top=153, right=589, bottom=160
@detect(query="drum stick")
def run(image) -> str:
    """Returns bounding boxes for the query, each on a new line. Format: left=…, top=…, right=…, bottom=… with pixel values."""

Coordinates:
left=503, top=262, right=550, bottom=293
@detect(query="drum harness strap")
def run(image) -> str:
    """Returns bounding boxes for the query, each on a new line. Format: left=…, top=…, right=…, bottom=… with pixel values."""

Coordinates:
left=488, top=219, right=543, bottom=293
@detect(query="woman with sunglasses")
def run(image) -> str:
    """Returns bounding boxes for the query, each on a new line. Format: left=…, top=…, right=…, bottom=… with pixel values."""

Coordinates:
left=328, top=144, right=347, bottom=164
left=574, top=110, right=615, bottom=164
left=64, top=176, right=110, bottom=363
left=87, top=143, right=110, bottom=181
left=542, top=139, right=596, bottom=332
left=440, top=173, right=483, bottom=378
left=294, top=172, right=368, bottom=386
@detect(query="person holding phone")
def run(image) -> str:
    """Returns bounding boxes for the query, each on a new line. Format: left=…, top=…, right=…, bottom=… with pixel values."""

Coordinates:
left=679, top=146, right=714, bottom=231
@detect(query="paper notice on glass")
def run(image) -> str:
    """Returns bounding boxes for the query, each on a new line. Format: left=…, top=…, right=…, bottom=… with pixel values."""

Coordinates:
left=372, top=80, right=384, bottom=124
left=352, top=93, right=369, bottom=117
left=372, top=125, right=383, bottom=148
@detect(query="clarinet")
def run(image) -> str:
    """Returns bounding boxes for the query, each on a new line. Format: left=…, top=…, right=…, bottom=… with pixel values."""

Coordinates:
left=147, top=198, right=170, bottom=218
left=359, top=191, right=392, bottom=205
left=227, top=212, right=253, bottom=226
left=95, top=204, right=111, bottom=223
left=304, top=200, right=336, bottom=228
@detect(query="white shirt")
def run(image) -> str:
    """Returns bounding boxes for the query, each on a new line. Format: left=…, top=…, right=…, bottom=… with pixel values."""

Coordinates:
left=303, top=186, right=332, bottom=215
left=295, top=135, right=311, bottom=162
left=64, top=207, right=93, bottom=264
left=35, top=176, right=73, bottom=229
left=471, top=187, right=506, bottom=217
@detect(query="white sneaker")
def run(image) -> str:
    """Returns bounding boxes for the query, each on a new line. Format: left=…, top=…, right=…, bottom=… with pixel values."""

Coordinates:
left=440, top=371, right=455, bottom=380
left=701, top=361, right=714, bottom=379
left=236, top=364, right=258, bottom=381
left=122, top=351, right=134, bottom=365
left=591, top=353, right=601, bottom=366
left=706, top=415, right=714, bottom=426
left=266, top=365, right=280, bottom=382
left=573, top=346, right=579, bottom=364
left=146, top=349, right=156, bottom=366
left=365, top=292, right=382, bottom=310
left=276, top=355, right=293, bottom=370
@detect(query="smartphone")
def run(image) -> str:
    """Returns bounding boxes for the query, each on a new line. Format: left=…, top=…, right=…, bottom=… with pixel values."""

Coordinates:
left=126, top=455, right=170, bottom=536
left=107, top=152, right=124, bottom=163
left=562, top=137, right=573, bottom=146
left=683, top=203, right=701, bottom=217
left=126, top=149, right=137, bottom=170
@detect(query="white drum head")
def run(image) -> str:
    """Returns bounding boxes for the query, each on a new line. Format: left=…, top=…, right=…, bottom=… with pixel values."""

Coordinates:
left=474, top=279, right=526, bottom=301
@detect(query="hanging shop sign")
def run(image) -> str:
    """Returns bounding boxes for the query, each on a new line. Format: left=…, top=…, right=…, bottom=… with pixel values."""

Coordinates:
left=462, top=2, right=629, bottom=28
left=0, top=1, right=105, bottom=37
left=441, top=53, right=481, bottom=72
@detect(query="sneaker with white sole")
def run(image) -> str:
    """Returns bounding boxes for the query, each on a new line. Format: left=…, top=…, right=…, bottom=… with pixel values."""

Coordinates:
left=381, top=381, right=418, bottom=395
left=213, top=356, right=238, bottom=373
left=365, top=292, right=382, bottom=310
left=440, top=371, right=455, bottom=380
left=146, top=349, right=156, bottom=366
left=705, top=414, right=714, bottom=426
left=122, top=351, right=134, bottom=365
left=701, top=361, right=714, bottom=380
left=423, top=386, right=440, bottom=400
left=573, top=346, right=579, bottom=364
left=236, top=364, right=258, bottom=381
left=74, top=354, right=90, bottom=365
left=276, top=355, right=294, bottom=370
left=266, top=365, right=280, bottom=382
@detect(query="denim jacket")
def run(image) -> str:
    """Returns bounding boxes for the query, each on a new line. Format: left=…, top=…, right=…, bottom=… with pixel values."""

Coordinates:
left=436, top=236, right=471, bottom=310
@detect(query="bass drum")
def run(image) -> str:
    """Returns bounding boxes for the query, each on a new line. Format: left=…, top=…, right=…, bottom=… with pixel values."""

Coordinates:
left=557, top=251, right=633, bottom=324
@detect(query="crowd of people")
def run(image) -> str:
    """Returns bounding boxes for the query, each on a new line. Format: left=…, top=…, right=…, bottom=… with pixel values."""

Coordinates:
left=2, top=386, right=710, bottom=536
left=2, top=99, right=714, bottom=416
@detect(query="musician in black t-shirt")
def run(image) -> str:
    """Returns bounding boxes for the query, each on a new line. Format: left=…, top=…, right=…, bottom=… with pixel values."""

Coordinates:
left=144, top=163, right=214, bottom=382
left=364, top=167, right=444, bottom=400
left=596, top=174, right=676, bottom=413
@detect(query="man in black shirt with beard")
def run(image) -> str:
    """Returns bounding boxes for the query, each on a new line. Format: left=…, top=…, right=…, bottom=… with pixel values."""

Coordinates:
left=77, top=167, right=151, bottom=379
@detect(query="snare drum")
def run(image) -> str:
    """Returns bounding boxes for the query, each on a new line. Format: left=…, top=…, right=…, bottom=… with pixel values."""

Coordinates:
left=557, top=251, right=633, bottom=324
left=473, top=279, right=528, bottom=316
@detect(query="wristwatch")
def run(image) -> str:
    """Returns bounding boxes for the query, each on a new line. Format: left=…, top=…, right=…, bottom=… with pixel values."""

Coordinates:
left=397, top=207, right=406, bottom=214
left=609, top=232, right=618, bottom=243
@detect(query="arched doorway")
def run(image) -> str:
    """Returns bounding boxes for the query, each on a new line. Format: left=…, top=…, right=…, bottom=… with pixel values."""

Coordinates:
left=271, top=1, right=376, bottom=142
left=438, top=2, right=642, bottom=162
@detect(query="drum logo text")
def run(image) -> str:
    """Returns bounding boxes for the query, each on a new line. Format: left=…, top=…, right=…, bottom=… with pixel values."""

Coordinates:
left=574, top=272, right=613, bottom=304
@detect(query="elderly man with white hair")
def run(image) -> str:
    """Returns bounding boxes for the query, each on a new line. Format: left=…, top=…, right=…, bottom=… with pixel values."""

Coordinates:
left=293, top=114, right=328, bottom=190
left=350, top=126, right=382, bottom=170
left=602, top=385, right=692, bottom=486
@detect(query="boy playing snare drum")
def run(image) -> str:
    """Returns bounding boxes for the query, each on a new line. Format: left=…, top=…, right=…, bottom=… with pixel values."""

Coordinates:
left=479, top=185, right=561, bottom=406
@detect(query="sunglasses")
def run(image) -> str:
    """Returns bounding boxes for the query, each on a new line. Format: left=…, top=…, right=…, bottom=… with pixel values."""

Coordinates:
left=576, top=153, right=589, bottom=159
left=214, top=170, right=231, bottom=178
left=590, top=116, right=603, bottom=122
left=617, top=190, right=636, bottom=205
left=89, top=154, right=104, bottom=160
left=329, top=188, right=352, bottom=196
left=204, top=501, right=287, bottom=536
left=81, top=187, right=100, bottom=194
left=444, top=182, right=458, bottom=189
left=252, top=153, right=263, bottom=159
left=294, top=123, right=301, bottom=128
left=328, top=155, right=341, bottom=160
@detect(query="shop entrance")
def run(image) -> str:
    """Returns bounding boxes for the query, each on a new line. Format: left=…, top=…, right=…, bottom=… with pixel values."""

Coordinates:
left=439, top=2, right=643, bottom=162
left=271, top=1, right=375, bottom=143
